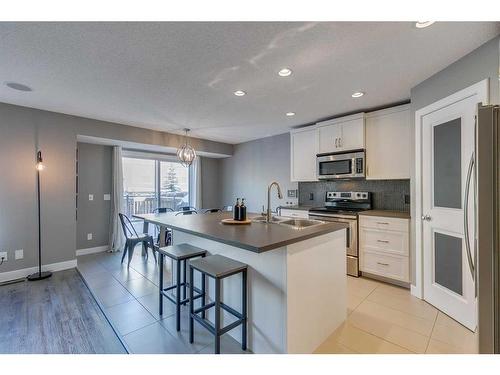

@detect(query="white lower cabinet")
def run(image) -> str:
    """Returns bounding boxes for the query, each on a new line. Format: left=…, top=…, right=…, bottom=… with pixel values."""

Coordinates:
left=279, top=208, right=309, bottom=219
left=359, top=215, right=410, bottom=283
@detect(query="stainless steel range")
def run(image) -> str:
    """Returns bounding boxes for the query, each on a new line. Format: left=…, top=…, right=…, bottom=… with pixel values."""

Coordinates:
left=309, top=191, right=372, bottom=277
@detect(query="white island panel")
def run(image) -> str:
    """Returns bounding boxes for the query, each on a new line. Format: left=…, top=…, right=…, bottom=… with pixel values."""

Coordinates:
left=173, top=228, right=346, bottom=354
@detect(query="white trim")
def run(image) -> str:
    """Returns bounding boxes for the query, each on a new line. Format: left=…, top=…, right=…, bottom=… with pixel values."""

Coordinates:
left=122, top=149, right=179, bottom=162
left=76, top=245, right=109, bottom=256
left=0, top=259, right=77, bottom=283
left=413, top=79, right=489, bottom=299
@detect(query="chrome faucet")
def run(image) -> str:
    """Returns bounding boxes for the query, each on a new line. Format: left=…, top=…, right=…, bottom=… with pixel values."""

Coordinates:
left=267, top=181, right=283, bottom=223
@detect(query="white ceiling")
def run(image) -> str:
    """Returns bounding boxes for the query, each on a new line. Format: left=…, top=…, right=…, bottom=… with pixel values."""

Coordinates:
left=1, top=22, right=499, bottom=144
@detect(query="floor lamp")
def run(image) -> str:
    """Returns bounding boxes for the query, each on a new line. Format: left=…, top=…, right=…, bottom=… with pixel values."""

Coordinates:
left=28, top=150, right=52, bottom=281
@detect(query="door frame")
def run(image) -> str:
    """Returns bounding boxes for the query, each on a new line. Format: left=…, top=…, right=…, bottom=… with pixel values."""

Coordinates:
left=413, top=79, right=489, bottom=299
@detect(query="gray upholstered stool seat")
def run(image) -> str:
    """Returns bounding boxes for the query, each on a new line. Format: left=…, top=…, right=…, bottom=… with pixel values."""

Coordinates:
left=188, top=254, right=247, bottom=279
left=156, top=243, right=207, bottom=331
left=157, top=243, right=207, bottom=261
left=188, top=254, right=248, bottom=354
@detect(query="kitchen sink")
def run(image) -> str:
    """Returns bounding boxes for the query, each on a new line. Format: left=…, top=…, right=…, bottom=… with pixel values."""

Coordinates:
left=251, top=215, right=287, bottom=223
left=277, top=218, right=325, bottom=229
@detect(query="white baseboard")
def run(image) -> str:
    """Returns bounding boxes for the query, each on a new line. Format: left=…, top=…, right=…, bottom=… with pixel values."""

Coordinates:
left=76, top=245, right=109, bottom=256
left=0, top=259, right=77, bottom=283
left=411, top=284, right=422, bottom=299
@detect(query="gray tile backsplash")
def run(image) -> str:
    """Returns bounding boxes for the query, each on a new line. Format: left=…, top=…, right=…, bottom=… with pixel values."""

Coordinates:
left=298, top=179, right=410, bottom=211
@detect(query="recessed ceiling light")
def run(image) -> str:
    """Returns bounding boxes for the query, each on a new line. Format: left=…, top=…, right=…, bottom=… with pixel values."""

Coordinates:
left=5, top=82, right=32, bottom=92
left=415, top=21, right=435, bottom=29
left=351, top=92, right=364, bottom=98
left=286, top=112, right=296, bottom=117
left=234, top=90, right=246, bottom=96
left=278, top=68, right=293, bottom=77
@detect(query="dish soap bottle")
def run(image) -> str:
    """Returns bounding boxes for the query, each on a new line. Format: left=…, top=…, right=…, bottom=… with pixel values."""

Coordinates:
left=240, top=198, right=247, bottom=221
left=233, top=198, right=241, bottom=221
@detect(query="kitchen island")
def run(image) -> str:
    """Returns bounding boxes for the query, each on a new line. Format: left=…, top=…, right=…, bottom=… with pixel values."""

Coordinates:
left=134, top=212, right=347, bottom=354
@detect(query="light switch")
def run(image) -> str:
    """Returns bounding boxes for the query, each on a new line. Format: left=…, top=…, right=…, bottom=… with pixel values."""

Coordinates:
left=104, top=194, right=111, bottom=201
left=87, top=233, right=93, bottom=240
left=89, top=194, right=94, bottom=201
left=15, top=249, right=23, bottom=260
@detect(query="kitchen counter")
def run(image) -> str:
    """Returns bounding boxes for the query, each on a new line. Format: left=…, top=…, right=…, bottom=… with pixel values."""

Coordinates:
left=134, top=210, right=347, bottom=353
left=278, top=205, right=314, bottom=211
left=359, top=210, right=411, bottom=219
left=133, top=211, right=347, bottom=253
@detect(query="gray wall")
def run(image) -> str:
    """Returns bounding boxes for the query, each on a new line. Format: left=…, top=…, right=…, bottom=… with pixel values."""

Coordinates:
left=76, top=142, right=112, bottom=250
left=0, top=102, right=233, bottom=275
left=219, top=133, right=298, bottom=213
left=201, top=157, right=221, bottom=209
left=409, top=35, right=500, bottom=285
left=0, top=105, right=77, bottom=273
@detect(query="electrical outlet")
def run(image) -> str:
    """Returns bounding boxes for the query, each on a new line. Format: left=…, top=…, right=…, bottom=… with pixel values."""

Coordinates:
left=88, top=194, right=94, bottom=201
left=87, top=233, right=93, bottom=240
left=15, top=249, right=24, bottom=260
left=103, top=193, right=111, bottom=201
left=0, top=251, right=7, bottom=262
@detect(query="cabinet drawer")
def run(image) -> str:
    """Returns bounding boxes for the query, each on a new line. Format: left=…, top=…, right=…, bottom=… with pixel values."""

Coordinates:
left=279, top=209, right=309, bottom=219
left=360, top=227, right=409, bottom=256
left=359, top=215, right=409, bottom=232
left=361, top=251, right=409, bottom=282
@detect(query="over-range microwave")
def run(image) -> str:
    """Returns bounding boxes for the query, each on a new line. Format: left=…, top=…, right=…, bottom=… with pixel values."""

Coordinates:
left=316, top=149, right=365, bottom=180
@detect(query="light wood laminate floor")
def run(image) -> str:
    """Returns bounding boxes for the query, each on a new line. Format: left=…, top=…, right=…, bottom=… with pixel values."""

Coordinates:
left=0, top=269, right=126, bottom=354
left=315, top=276, right=478, bottom=354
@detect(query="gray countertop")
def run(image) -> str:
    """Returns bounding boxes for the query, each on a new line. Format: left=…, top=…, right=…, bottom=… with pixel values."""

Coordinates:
left=359, top=210, right=411, bottom=219
left=134, top=212, right=347, bottom=253
left=278, top=205, right=314, bottom=211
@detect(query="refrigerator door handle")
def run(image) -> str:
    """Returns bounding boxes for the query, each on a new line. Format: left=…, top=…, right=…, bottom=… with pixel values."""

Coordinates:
left=464, top=151, right=475, bottom=282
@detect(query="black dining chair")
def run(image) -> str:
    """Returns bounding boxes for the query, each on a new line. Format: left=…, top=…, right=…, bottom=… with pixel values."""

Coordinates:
left=175, top=210, right=197, bottom=216
left=118, top=213, right=157, bottom=266
left=152, top=208, right=174, bottom=246
left=180, top=206, right=197, bottom=211
left=204, top=208, right=222, bottom=213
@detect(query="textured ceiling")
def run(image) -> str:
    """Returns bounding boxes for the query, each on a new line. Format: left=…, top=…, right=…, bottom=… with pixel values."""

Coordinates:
left=0, top=22, right=499, bottom=144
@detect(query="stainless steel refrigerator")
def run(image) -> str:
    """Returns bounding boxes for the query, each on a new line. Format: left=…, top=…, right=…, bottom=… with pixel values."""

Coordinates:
left=477, top=104, right=500, bottom=353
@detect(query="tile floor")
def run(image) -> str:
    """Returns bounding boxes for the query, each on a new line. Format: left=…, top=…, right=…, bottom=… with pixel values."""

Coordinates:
left=79, top=250, right=478, bottom=355
left=314, top=276, right=478, bottom=354
left=77, top=249, right=248, bottom=354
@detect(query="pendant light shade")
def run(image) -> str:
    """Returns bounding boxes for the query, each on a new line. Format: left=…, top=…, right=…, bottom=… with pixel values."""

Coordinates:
left=177, top=128, right=197, bottom=167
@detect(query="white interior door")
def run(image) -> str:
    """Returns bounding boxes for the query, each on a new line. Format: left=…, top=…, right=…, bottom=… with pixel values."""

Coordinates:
left=421, top=95, right=477, bottom=331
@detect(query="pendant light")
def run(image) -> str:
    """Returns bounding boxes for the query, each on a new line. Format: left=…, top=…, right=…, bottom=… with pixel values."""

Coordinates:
left=177, top=128, right=197, bottom=167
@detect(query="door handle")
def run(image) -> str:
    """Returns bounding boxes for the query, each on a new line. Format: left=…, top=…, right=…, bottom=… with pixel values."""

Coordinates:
left=421, top=215, right=431, bottom=221
left=464, top=152, right=475, bottom=282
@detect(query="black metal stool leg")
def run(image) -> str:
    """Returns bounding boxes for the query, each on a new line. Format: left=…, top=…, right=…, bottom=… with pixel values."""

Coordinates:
left=242, top=269, right=247, bottom=351
left=189, top=266, right=194, bottom=344
left=159, top=253, right=164, bottom=316
left=201, top=273, right=206, bottom=320
left=175, top=259, right=181, bottom=331
left=182, top=259, right=187, bottom=302
left=214, top=278, right=221, bottom=354
left=127, top=242, right=135, bottom=266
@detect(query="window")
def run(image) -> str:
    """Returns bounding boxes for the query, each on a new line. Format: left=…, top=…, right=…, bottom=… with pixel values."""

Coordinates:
left=122, top=153, right=190, bottom=219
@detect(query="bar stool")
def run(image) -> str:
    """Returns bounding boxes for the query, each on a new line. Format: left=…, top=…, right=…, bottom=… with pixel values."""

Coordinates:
left=188, top=254, right=248, bottom=354
left=157, top=244, right=207, bottom=331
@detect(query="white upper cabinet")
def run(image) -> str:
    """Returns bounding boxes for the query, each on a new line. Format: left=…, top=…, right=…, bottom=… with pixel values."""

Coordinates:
left=317, top=113, right=365, bottom=154
left=290, top=127, right=318, bottom=182
left=365, top=104, right=410, bottom=180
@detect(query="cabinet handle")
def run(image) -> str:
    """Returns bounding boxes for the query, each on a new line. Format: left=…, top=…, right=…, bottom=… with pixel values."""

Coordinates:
left=376, top=222, right=389, bottom=225
left=377, top=262, right=389, bottom=266
left=339, top=138, right=342, bottom=147
left=334, top=138, right=338, bottom=147
left=377, top=240, right=389, bottom=243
